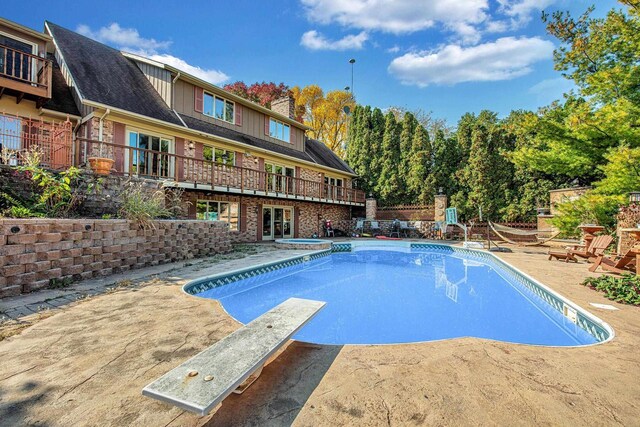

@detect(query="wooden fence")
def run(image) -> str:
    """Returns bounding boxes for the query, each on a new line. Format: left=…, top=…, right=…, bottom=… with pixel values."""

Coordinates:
left=376, top=204, right=435, bottom=221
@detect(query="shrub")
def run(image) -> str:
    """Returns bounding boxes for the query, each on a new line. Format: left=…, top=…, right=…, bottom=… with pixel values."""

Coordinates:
left=118, top=181, right=172, bottom=227
left=582, top=274, right=640, bottom=305
left=16, top=148, right=84, bottom=217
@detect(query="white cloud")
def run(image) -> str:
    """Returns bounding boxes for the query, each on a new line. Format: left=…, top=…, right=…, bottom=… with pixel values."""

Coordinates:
left=77, top=23, right=229, bottom=85
left=386, top=45, right=401, bottom=53
left=300, top=0, right=558, bottom=44
left=301, top=0, right=488, bottom=35
left=493, top=0, right=557, bottom=31
left=77, top=23, right=171, bottom=52
left=300, top=30, right=368, bottom=50
left=388, top=36, right=554, bottom=86
left=145, top=54, right=229, bottom=85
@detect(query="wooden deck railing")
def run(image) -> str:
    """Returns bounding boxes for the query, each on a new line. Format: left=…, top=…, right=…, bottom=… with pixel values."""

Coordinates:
left=76, top=138, right=366, bottom=205
left=0, top=44, right=52, bottom=98
left=0, top=114, right=73, bottom=169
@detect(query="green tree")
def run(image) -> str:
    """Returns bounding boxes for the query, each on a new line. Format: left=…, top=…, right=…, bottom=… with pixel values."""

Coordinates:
left=406, top=124, right=433, bottom=204
left=376, top=112, right=402, bottom=204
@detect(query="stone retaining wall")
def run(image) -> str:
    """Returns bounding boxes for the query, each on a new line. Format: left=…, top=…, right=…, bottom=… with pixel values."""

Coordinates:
left=0, top=219, right=232, bottom=298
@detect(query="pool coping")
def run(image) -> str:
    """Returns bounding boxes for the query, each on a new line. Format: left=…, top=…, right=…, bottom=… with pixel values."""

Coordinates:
left=182, top=241, right=614, bottom=347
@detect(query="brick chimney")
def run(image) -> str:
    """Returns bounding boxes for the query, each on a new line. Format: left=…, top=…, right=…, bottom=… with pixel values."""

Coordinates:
left=271, top=96, right=295, bottom=120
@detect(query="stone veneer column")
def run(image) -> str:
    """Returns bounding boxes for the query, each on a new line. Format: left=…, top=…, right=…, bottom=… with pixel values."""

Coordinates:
left=365, top=197, right=377, bottom=220
left=434, top=194, right=447, bottom=222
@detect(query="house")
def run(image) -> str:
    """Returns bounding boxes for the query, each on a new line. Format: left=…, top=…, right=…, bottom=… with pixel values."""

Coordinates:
left=0, top=17, right=80, bottom=169
left=0, top=17, right=364, bottom=241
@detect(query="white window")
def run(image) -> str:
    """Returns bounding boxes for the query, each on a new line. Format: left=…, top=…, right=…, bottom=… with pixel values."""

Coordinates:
left=269, top=118, right=290, bottom=142
left=203, top=146, right=235, bottom=166
left=127, top=130, right=173, bottom=177
left=265, top=162, right=295, bottom=192
left=196, top=200, right=239, bottom=231
left=203, top=92, right=234, bottom=123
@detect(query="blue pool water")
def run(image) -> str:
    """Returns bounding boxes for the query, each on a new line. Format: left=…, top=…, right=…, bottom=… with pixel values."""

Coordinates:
left=196, top=248, right=598, bottom=346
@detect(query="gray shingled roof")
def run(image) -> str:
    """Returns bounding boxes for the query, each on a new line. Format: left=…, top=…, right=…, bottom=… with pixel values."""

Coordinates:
left=46, top=22, right=182, bottom=126
left=41, top=53, right=80, bottom=117
left=46, top=22, right=355, bottom=175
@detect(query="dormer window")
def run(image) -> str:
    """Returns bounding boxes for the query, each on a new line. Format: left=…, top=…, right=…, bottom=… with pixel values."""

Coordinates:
left=203, top=92, right=234, bottom=124
left=269, top=118, right=290, bottom=143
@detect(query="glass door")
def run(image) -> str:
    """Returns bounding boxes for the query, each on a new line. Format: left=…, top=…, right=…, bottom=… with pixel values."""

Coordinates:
left=262, top=206, right=293, bottom=240
left=262, top=207, right=272, bottom=239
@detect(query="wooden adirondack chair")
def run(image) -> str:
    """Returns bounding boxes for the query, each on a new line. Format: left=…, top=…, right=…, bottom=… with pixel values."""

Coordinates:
left=548, top=234, right=613, bottom=263
left=570, top=234, right=613, bottom=259
left=589, top=246, right=640, bottom=274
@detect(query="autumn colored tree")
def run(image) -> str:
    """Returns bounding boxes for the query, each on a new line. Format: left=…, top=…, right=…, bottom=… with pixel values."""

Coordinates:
left=292, top=85, right=355, bottom=157
left=223, top=81, right=291, bottom=108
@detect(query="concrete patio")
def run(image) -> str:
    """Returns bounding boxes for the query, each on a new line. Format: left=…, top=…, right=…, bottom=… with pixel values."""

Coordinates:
left=1, top=243, right=639, bottom=426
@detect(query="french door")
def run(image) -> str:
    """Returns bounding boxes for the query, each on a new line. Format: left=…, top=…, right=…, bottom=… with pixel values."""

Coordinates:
left=262, top=206, right=293, bottom=240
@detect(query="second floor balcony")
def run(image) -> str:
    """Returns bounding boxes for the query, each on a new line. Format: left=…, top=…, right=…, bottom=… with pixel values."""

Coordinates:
left=0, top=44, right=52, bottom=101
left=77, top=138, right=366, bottom=206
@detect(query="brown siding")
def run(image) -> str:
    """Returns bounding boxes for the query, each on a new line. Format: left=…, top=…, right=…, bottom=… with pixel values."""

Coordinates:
left=174, top=79, right=306, bottom=152
left=135, top=61, right=172, bottom=106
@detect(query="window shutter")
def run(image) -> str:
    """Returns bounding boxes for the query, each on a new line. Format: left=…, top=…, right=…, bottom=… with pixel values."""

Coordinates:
left=175, top=137, right=185, bottom=180
left=235, top=151, right=243, bottom=167
left=240, top=204, right=247, bottom=232
left=195, top=142, right=203, bottom=159
left=113, top=122, right=125, bottom=172
left=194, top=86, right=204, bottom=113
left=290, top=127, right=296, bottom=145
left=264, top=116, right=270, bottom=135
left=257, top=204, right=263, bottom=241
left=235, top=104, right=242, bottom=126
left=294, top=207, right=300, bottom=238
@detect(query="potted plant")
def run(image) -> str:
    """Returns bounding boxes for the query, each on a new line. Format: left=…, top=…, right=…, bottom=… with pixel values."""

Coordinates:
left=87, top=142, right=114, bottom=175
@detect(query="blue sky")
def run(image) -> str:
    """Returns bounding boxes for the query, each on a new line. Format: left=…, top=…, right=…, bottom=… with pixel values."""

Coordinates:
left=4, top=0, right=620, bottom=125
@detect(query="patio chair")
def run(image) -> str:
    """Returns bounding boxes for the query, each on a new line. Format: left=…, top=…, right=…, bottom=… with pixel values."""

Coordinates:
left=354, top=220, right=364, bottom=235
left=370, top=221, right=381, bottom=236
left=589, top=246, right=640, bottom=274
left=400, top=221, right=417, bottom=238
left=548, top=235, right=613, bottom=262
left=390, top=219, right=401, bottom=238
left=570, top=235, right=613, bottom=260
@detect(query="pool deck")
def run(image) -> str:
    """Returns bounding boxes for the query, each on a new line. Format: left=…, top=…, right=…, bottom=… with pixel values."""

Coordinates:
left=1, top=241, right=639, bottom=426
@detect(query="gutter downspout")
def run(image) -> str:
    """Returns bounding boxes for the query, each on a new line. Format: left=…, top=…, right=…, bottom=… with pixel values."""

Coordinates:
left=171, top=72, right=188, bottom=127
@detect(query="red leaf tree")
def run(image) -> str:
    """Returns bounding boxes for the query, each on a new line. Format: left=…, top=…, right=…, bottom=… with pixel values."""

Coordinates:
left=223, top=81, right=291, bottom=108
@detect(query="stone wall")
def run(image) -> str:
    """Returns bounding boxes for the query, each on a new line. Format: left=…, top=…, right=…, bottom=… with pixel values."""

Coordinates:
left=76, top=173, right=163, bottom=218
left=0, top=219, right=232, bottom=298
left=181, top=191, right=350, bottom=242
left=549, top=187, right=591, bottom=215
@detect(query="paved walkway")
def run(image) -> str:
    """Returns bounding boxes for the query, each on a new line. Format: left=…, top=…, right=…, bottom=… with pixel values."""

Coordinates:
left=0, top=246, right=311, bottom=325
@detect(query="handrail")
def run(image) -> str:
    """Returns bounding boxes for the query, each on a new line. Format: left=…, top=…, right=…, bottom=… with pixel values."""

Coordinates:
left=76, top=138, right=366, bottom=204
left=0, top=44, right=51, bottom=89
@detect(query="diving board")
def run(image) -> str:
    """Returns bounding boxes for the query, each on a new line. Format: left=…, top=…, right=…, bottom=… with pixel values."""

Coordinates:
left=142, top=297, right=326, bottom=415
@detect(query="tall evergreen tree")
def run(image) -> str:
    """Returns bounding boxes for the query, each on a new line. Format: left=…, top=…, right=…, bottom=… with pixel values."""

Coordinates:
left=368, top=107, right=386, bottom=195
left=376, top=112, right=402, bottom=204
left=406, top=124, right=433, bottom=204
left=428, top=130, right=461, bottom=202
left=398, top=112, right=418, bottom=201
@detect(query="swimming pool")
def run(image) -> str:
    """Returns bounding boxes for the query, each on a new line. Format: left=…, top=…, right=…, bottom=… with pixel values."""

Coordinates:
left=187, top=243, right=612, bottom=346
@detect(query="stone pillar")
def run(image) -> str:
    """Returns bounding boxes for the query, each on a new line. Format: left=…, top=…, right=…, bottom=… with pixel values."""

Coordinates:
left=365, top=197, right=377, bottom=220
left=434, top=194, right=447, bottom=222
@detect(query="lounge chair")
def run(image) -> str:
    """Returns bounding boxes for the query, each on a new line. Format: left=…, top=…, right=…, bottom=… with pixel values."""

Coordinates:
left=589, top=246, right=640, bottom=274
left=354, top=220, right=364, bottom=235
left=548, top=235, right=613, bottom=262
left=399, top=221, right=417, bottom=237
left=370, top=221, right=381, bottom=236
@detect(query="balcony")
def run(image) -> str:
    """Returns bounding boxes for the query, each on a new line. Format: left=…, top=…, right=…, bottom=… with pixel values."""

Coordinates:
left=0, top=44, right=52, bottom=102
left=0, top=114, right=73, bottom=170
left=77, top=138, right=366, bottom=206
